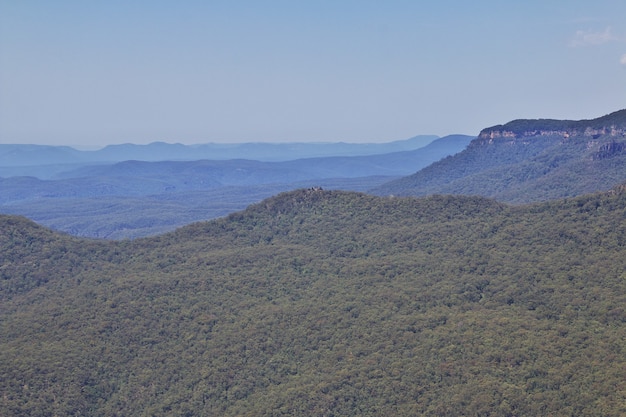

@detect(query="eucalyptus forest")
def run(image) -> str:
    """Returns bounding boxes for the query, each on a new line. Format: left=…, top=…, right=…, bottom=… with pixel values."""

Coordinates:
left=2, top=187, right=626, bottom=416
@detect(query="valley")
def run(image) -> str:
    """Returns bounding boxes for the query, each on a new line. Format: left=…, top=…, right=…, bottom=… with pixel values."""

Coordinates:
left=0, top=135, right=471, bottom=238
left=2, top=110, right=626, bottom=415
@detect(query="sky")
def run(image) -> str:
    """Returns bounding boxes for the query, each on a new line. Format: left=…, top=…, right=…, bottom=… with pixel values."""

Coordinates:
left=1, top=1, right=626, bottom=147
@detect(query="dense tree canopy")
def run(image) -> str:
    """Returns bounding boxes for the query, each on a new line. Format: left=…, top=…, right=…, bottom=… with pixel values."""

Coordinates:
left=2, top=188, right=626, bottom=415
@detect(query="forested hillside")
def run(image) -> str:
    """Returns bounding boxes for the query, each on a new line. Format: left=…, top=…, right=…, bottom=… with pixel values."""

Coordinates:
left=373, top=109, right=626, bottom=202
left=2, top=187, right=626, bottom=415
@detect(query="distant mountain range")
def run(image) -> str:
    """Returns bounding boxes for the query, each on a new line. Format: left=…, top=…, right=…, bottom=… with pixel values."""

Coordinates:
left=0, top=135, right=472, bottom=238
left=53, top=135, right=471, bottom=183
left=373, top=109, right=626, bottom=202
left=0, top=135, right=438, bottom=178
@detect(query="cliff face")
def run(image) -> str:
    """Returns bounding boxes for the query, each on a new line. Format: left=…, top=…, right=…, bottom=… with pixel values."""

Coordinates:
left=373, top=108, right=626, bottom=204
left=595, top=141, right=626, bottom=160
left=476, top=109, right=626, bottom=144
left=478, top=126, right=626, bottom=141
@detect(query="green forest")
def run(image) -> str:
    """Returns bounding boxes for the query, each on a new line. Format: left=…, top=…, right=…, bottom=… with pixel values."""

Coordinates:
left=2, top=187, right=626, bottom=416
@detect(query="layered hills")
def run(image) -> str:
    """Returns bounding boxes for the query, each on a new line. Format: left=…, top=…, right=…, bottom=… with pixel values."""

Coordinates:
left=373, top=109, right=626, bottom=202
left=0, top=135, right=471, bottom=238
left=2, top=187, right=626, bottom=415
left=0, top=135, right=439, bottom=177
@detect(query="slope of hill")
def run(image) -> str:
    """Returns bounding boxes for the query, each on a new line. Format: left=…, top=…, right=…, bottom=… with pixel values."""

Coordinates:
left=0, top=136, right=471, bottom=238
left=373, top=109, right=626, bottom=202
left=2, top=187, right=626, bottom=415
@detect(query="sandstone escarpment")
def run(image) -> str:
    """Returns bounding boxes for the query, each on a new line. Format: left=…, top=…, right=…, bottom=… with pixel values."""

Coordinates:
left=476, top=109, right=626, bottom=144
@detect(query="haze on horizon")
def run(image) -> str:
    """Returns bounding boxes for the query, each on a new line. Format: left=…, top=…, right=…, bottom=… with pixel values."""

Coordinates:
left=1, top=0, right=626, bottom=147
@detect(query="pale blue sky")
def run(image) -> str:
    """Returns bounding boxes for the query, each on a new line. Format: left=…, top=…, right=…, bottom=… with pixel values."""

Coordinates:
left=1, top=1, right=626, bottom=146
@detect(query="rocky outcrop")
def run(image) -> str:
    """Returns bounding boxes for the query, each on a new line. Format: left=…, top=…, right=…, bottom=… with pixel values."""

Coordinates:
left=476, top=109, right=626, bottom=144
left=594, top=141, right=626, bottom=160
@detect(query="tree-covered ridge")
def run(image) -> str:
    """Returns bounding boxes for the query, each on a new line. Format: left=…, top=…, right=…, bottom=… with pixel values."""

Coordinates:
left=2, top=188, right=626, bottom=415
left=479, top=108, right=626, bottom=139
